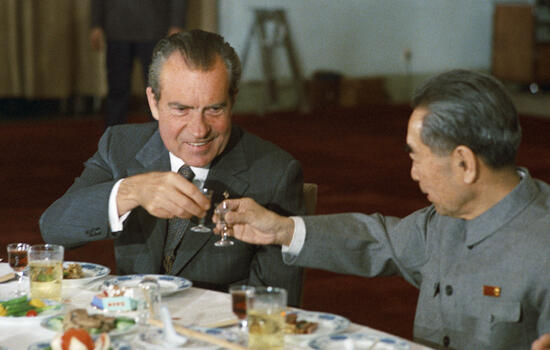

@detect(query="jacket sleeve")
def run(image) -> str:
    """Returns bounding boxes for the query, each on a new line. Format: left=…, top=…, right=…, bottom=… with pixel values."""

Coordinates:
left=39, top=128, right=120, bottom=248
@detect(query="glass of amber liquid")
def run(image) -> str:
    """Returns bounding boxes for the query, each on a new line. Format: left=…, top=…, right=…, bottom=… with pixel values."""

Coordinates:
left=28, top=244, right=64, bottom=301
left=229, top=285, right=255, bottom=331
left=247, top=287, right=287, bottom=350
left=7, top=243, right=30, bottom=296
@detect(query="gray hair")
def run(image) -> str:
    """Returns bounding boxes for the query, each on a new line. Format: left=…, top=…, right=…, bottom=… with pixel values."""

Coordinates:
left=148, top=29, right=242, bottom=104
left=412, top=69, right=521, bottom=169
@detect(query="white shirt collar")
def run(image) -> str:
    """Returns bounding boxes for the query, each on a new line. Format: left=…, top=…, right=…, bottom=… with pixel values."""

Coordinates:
left=169, top=152, right=210, bottom=187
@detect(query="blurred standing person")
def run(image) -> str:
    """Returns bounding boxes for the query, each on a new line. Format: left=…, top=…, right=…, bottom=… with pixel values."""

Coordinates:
left=90, top=0, right=187, bottom=127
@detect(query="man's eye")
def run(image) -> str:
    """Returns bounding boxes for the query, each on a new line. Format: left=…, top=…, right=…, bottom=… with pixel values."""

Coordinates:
left=172, top=107, right=190, bottom=115
left=207, top=106, right=224, bottom=115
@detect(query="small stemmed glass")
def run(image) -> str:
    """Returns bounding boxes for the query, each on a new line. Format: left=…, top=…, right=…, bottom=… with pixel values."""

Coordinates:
left=7, top=243, right=30, bottom=296
left=190, top=187, right=214, bottom=233
left=214, top=201, right=234, bottom=247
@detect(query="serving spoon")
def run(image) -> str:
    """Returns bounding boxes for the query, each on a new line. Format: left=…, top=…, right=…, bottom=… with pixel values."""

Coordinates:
left=159, top=306, right=188, bottom=347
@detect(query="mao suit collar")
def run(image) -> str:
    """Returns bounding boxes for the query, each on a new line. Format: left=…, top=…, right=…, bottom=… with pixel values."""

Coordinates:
left=465, top=167, right=538, bottom=248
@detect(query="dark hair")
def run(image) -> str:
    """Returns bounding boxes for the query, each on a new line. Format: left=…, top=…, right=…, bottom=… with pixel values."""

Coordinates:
left=412, top=69, right=521, bottom=169
left=148, top=29, right=242, bottom=104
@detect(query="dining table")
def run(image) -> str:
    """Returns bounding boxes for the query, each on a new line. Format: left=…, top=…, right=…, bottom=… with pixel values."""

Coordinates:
left=0, top=263, right=433, bottom=350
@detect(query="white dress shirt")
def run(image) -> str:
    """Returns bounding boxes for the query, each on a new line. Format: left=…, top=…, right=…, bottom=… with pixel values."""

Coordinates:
left=108, top=152, right=209, bottom=232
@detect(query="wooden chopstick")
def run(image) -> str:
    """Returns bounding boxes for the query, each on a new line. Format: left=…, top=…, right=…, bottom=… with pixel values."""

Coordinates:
left=0, top=272, right=15, bottom=283
left=204, top=318, right=239, bottom=328
left=148, top=318, right=247, bottom=350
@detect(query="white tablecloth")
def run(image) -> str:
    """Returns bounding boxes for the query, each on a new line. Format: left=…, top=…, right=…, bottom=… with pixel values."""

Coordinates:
left=0, top=263, right=432, bottom=350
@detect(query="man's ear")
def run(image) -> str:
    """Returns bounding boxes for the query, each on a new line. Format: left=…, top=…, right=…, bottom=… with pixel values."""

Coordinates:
left=453, top=145, right=478, bottom=184
left=146, top=87, right=160, bottom=121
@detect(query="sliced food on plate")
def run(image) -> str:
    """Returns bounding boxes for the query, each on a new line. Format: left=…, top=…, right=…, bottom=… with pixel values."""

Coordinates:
left=42, top=308, right=136, bottom=337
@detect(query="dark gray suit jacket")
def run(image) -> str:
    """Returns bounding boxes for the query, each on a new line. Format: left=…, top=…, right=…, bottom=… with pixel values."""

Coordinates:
left=40, top=123, right=305, bottom=305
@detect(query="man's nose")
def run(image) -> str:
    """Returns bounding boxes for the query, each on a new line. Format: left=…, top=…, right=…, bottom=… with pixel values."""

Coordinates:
left=188, top=113, right=210, bottom=138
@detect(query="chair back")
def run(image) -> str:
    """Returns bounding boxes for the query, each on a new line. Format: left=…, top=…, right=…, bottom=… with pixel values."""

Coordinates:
left=303, top=183, right=318, bottom=215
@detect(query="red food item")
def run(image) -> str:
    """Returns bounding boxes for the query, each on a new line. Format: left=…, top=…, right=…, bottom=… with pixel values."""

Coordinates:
left=61, top=328, right=95, bottom=350
left=26, top=310, right=38, bottom=317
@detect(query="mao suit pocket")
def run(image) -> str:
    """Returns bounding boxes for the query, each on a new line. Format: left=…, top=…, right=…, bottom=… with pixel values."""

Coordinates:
left=463, top=299, right=522, bottom=347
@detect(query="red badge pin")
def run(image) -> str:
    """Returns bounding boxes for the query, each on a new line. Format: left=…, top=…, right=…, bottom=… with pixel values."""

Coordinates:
left=483, top=285, right=501, bottom=297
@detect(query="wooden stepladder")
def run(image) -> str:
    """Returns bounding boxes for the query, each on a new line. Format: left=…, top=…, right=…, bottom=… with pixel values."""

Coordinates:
left=241, top=8, right=306, bottom=112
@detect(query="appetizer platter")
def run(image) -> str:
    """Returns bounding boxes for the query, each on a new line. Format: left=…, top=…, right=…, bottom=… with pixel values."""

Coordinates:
left=41, top=308, right=137, bottom=337
left=0, top=296, right=63, bottom=324
left=27, top=328, right=131, bottom=350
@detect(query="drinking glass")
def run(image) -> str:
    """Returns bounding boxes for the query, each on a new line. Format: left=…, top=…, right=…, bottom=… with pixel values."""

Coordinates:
left=28, top=244, right=64, bottom=301
left=214, top=201, right=234, bottom=247
left=247, top=286, right=287, bottom=350
left=191, top=187, right=214, bottom=233
left=229, top=285, right=255, bottom=331
left=6, top=243, right=30, bottom=296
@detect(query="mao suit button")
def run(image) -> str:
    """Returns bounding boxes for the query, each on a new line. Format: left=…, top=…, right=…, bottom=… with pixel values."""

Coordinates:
left=443, top=335, right=450, bottom=347
left=445, top=285, right=453, bottom=295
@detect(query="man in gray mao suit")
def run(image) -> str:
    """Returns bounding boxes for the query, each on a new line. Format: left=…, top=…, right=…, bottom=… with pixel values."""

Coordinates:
left=215, top=70, right=550, bottom=349
left=40, top=30, right=304, bottom=306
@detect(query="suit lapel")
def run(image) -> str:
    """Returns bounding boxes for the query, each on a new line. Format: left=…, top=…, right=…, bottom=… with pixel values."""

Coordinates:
left=171, top=127, right=250, bottom=276
left=127, top=129, right=171, bottom=273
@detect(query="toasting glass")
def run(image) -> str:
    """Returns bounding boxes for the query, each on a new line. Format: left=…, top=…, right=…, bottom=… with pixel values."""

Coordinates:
left=214, top=201, right=234, bottom=247
left=7, top=243, right=30, bottom=296
left=191, top=187, right=214, bottom=233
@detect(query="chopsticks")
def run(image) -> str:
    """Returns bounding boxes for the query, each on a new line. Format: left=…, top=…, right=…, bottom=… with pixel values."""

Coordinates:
left=148, top=318, right=247, bottom=350
left=204, top=318, right=239, bottom=328
left=0, top=272, right=15, bottom=283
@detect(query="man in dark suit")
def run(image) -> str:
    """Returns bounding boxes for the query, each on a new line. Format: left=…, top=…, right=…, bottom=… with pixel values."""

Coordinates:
left=90, top=0, right=187, bottom=127
left=40, top=30, right=305, bottom=306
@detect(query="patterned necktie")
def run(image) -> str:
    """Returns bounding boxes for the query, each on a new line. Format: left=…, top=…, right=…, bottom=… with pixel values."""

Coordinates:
left=163, top=165, right=195, bottom=274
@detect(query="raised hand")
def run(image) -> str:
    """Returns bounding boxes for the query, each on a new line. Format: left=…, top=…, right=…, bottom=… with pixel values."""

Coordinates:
left=213, top=198, right=295, bottom=246
left=116, top=171, right=210, bottom=219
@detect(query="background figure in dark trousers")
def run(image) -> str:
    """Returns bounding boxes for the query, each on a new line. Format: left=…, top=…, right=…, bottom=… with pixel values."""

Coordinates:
left=90, top=0, right=187, bottom=127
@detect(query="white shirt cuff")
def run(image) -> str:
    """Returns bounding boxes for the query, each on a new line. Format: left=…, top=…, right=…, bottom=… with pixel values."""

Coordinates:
left=109, top=179, right=130, bottom=232
left=281, top=216, right=306, bottom=256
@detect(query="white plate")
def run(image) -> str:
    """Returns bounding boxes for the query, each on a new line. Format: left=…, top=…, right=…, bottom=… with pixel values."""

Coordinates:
left=28, top=339, right=131, bottom=350
left=102, top=274, right=192, bottom=296
left=41, top=314, right=137, bottom=337
left=308, top=332, right=410, bottom=350
left=0, top=298, right=63, bottom=325
left=138, top=326, right=240, bottom=349
left=62, top=261, right=110, bottom=287
left=285, top=310, right=350, bottom=343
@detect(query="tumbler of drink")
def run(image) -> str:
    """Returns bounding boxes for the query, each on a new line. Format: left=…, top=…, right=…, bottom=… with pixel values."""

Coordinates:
left=247, top=286, right=287, bottom=350
left=28, top=244, right=64, bottom=301
left=229, top=285, right=255, bottom=330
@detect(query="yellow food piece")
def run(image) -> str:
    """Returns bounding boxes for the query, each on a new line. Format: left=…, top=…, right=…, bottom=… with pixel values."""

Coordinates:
left=29, top=298, right=46, bottom=308
left=0, top=304, right=6, bottom=316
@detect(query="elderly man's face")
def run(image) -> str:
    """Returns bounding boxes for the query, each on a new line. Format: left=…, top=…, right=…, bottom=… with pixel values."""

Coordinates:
left=406, top=107, right=473, bottom=218
left=147, top=53, right=232, bottom=167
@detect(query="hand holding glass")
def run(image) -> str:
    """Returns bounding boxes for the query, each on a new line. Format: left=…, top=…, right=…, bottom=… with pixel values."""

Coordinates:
left=214, top=201, right=234, bottom=247
left=7, top=243, right=30, bottom=296
left=191, top=188, right=214, bottom=233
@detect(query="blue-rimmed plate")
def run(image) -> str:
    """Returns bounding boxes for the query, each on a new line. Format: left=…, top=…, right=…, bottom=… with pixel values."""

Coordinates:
left=28, top=339, right=132, bottom=350
left=0, top=299, right=64, bottom=325
left=62, top=261, right=110, bottom=287
left=285, top=310, right=350, bottom=344
left=308, top=332, right=410, bottom=349
left=41, top=314, right=137, bottom=337
left=139, top=326, right=239, bottom=349
left=102, top=274, right=192, bottom=296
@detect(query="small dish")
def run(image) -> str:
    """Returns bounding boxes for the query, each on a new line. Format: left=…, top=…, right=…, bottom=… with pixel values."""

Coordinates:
left=101, top=274, right=192, bottom=296
left=62, top=261, right=110, bottom=287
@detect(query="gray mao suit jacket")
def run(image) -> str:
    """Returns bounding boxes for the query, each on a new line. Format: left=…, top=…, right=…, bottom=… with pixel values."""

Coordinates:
left=40, top=123, right=305, bottom=305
